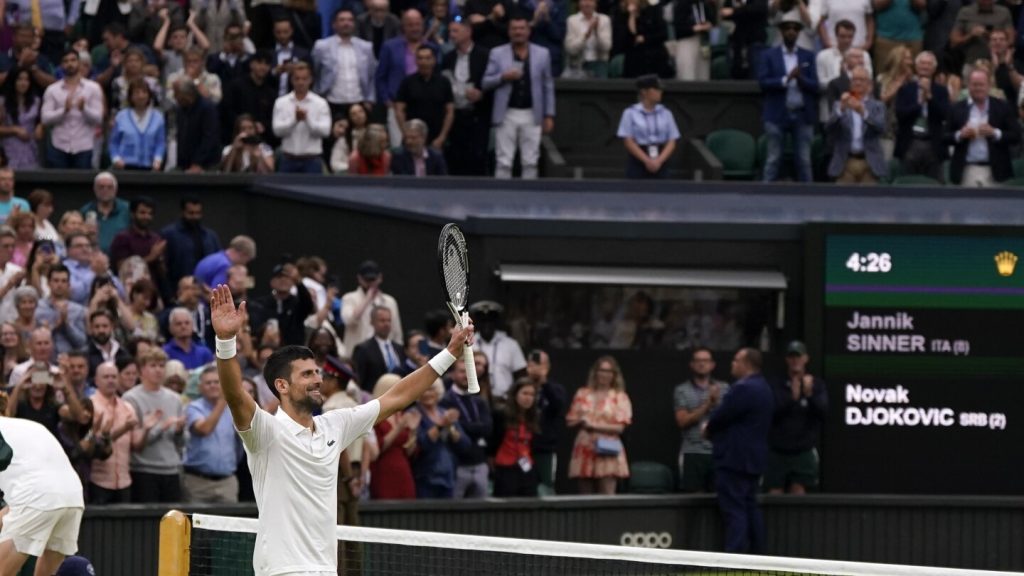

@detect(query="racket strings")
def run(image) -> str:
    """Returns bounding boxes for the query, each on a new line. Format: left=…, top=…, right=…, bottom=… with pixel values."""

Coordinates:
left=441, top=235, right=469, bottom=309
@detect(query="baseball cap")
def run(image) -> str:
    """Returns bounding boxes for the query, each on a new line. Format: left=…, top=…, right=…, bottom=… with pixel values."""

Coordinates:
left=786, top=340, right=808, bottom=356
left=56, top=556, right=95, bottom=576
left=270, top=264, right=289, bottom=278
left=468, top=300, right=504, bottom=316
left=358, top=260, right=380, bottom=280
left=635, top=74, right=662, bottom=91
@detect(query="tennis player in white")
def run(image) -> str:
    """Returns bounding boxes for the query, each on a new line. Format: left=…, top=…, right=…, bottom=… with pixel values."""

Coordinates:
left=0, top=416, right=85, bottom=576
left=210, top=284, right=473, bottom=576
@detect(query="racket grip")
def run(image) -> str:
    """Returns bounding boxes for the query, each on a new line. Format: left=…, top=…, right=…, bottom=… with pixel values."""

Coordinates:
left=464, top=345, right=480, bottom=394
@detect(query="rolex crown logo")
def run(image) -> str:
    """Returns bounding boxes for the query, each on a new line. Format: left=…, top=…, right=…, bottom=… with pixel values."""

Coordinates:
left=995, top=251, right=1018, bottom=277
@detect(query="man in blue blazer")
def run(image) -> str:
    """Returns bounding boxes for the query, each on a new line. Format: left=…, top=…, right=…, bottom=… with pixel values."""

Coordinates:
left=825, top=66, right=887, bottom=183
left=375, top=9, right=439, bottom=144
left=758, top=13, right=818, bottom=182
left=482, top=15, right=555, bottom=179
left=313, top=8, right=378, bottom=117
left=705, top=347, right=773, bottom=553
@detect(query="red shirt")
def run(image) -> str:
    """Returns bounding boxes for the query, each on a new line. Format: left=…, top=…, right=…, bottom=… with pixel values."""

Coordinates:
left=495, top=421, right=532, bottom=467
left=348, top=150, right=392, bottom=175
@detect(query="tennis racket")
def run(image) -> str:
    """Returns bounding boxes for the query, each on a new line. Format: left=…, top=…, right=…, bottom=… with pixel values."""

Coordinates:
left=437, top=223, right=479, bottom=394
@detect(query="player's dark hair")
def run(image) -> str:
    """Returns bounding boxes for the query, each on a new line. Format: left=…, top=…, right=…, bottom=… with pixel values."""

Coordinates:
left=263, top=345, right=316, bottom=399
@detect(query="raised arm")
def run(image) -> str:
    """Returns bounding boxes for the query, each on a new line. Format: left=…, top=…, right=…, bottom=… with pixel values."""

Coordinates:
left=375, top=321, right=474, bottom=423
left=210, top=284, right=257, bottom=430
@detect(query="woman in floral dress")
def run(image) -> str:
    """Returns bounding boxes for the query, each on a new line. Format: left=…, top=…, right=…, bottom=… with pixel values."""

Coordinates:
left=567, top=355, right=633, bottom=494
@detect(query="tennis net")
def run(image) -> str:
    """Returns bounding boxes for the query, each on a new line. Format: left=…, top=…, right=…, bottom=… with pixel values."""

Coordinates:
left=163, top=512, right=1022, bottom=576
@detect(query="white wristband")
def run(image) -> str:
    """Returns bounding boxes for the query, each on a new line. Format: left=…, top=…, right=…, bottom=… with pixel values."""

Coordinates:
left=215, top=336, right=237, bottom=360
left=428, top=348, right=457, bottom=376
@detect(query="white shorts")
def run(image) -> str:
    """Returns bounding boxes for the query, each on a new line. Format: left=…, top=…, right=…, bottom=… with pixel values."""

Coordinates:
left=0, top=506, right=83, bottom=557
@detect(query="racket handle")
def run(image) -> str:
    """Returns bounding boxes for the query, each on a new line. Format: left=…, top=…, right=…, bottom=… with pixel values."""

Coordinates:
left=464, top=344, right=480, bottom=394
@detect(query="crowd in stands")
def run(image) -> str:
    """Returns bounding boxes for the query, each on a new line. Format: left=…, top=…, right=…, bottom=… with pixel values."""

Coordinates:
left=0, top=165, right=829, bottom=509
left=0, top=0, right=1017, bottom=180
left=741, top=0, right=1024, bottom=187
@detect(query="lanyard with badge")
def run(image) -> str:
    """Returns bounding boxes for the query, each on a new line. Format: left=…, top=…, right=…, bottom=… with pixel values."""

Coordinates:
left=644, top=111, right=661, bottom=158
left=514, top=422, right=531, bottom=473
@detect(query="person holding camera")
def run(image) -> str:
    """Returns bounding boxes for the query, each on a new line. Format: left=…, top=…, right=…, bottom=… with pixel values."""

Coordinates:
left=221, top=114, right=276, bottom=173
left=5, top=337, right=84, bottom=439
left=8, top=327, right=59, bottom=392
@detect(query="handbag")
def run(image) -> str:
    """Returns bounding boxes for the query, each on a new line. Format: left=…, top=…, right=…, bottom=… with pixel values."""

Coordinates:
left=595, top=436, right=623, bottom=457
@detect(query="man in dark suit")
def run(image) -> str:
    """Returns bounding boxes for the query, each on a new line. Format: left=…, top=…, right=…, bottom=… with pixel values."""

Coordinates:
left=352, top=306, right=408, bottom=392
left=391, top=119, right=449, bottom=176
left=894, top=50, right=949, bottom=182
left=172, top=79, right=221, bottom=173
left=825, top=66, right=887, bottom=184
left=443, top=18, right=492, bottom=176
left=221, top=51, right=280, bottom=147
left=357, top=0, right=401, bottom=57
left=945, top=68, right=1021, bottom=186
left=206, top=23, right=251, bottom=88
left=758, top=14, right=818, bottom=183
left=705, top=347, right=773, bottom=554
left=272, top=18, right=313, bottom=98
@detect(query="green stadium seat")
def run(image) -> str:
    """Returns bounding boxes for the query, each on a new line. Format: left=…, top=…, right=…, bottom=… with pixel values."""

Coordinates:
left=609, top=54, right=624, bottom=79
left=886, top=158, right=905, bottom=184
left=710, top=55, right=731, bottom=80
left=1013, top=158, right=1024, bottom=178
left=628, top=461, right=675, bottom=494
left=706, top=129, right=757, bottom=180
left=892, top=174, right=942, bottom=186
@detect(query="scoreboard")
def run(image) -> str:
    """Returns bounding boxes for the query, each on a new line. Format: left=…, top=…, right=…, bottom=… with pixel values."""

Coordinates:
left=813, top=227, right=1024, bottom=494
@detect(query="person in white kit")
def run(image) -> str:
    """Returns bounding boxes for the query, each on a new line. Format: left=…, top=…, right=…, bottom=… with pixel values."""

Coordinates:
left=209, top=284, right=473, bottom=576
left=0, top=416, right=85, bottom=576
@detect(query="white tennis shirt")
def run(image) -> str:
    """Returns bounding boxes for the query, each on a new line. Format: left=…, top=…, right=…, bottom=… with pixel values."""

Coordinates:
left=238, top=400, right=380, bottom=576
left=0, top=416, right=84, bottom=511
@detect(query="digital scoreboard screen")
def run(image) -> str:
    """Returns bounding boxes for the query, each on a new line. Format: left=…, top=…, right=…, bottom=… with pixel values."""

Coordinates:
left=821, top=231, right=1024, bottom=494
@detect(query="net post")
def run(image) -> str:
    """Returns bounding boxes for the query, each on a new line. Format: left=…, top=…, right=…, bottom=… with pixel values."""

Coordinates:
left=159, top=509, right=191, bottom=576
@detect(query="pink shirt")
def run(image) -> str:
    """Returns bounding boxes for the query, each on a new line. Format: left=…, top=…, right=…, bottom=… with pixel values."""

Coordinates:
left=90, top=392, right=139, bottom=490
left=40, top=78, right=104, bottom=154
